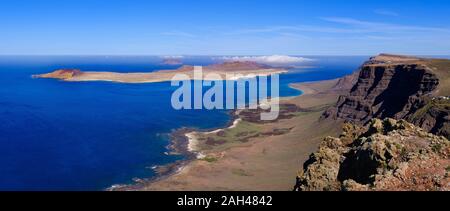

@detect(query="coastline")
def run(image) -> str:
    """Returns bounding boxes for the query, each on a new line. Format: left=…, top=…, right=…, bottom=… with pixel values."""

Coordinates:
left=141, top=77, right=345, bottom=191
left=108, top=70, right=353, bottom=191
left=185, top=118, right=243, bottom=159
left=108, top=74, right=352, bottom=191
left=108, top=110, right=241, bottom=191
left=145, top=89, right=304, bottom=190
left=109, top=83, right=308, bottom=191
left=167, top=109, right=241, bottom=159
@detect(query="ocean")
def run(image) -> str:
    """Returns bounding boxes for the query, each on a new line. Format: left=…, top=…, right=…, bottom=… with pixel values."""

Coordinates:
left=0, top=56, right=368, bottom=190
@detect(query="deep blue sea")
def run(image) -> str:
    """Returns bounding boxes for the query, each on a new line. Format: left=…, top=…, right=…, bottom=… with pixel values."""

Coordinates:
left=0, top=56, right=368, bottom=190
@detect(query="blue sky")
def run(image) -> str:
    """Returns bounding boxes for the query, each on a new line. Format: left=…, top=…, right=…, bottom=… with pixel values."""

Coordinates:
left=0, top=0, right=449, bottom=55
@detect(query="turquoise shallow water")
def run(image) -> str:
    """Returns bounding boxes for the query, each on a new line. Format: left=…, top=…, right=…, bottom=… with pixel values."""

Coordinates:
left=0, top=56, right=367, bottom=190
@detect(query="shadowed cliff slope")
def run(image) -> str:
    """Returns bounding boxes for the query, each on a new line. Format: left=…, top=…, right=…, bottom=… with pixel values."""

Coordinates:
left=322, top=54, right=449, bottom=139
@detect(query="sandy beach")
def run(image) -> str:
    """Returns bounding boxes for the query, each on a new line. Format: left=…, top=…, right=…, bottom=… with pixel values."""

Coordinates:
left=186, top=118, right=243, bottom=159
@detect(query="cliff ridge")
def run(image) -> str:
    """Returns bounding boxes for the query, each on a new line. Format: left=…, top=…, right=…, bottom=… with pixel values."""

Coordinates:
left=295, top=118, right=450, bottom=191
left=322, top=54, right=449, bottom=138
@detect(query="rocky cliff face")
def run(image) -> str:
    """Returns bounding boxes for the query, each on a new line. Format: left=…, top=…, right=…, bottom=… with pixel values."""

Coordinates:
left=322, top=54, right=450, bottom=138
left=407, top=98, right=450, bottom=139
left=295, top=118, right=450, bottom=191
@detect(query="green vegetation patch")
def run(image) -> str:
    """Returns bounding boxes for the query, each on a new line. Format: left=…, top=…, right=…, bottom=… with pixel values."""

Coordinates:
left=231, top=169, right=254, bottom=177
left=426, top=59, right=450, bottom=96
left=196, top=120, right=262, bottom=151
left=431, top=143, right=443, bottom=153
left=410, top=99, right=450, bottom=121
left=199, top=157, right=219, bottom=163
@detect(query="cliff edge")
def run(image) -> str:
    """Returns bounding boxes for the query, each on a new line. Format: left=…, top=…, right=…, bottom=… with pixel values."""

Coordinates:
left=295, top=118, right=449, bottom=191
left=297, top=54, right=450, bottom=191
left=322, top=54, right=450, bottom=139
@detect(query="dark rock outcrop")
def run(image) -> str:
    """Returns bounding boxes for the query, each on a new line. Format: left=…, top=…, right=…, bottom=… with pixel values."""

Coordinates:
left=323, top=63, right=439, bottom=123
left=295, top=119, right=450, bottom=191
left=321, top=54, right=450, bottom=138
left=407, top=98, right=450, bottom=139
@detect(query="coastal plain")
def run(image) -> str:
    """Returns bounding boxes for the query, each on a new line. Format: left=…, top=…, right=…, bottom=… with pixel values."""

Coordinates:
left=115, top=54, right=450, bottom=191
left=115, top=79, right=347, bottom=191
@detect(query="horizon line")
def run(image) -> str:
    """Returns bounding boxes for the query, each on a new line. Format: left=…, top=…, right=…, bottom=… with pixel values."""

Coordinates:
left=1, top=54, right=449, bottom=57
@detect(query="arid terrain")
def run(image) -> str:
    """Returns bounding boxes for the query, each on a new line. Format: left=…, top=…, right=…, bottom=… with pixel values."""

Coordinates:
left=113, top=78, right=349, bottom=191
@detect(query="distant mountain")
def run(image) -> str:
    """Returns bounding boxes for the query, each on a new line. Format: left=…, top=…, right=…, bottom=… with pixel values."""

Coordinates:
left=162, top=58, right=183, bottom=65
left=205, top=61, right=272, bottom=71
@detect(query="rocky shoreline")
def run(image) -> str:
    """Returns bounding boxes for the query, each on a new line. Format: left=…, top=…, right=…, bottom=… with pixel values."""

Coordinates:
left=109, top=111, right=240, bottom=191
left=109, top=85, right=327, bottom=191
